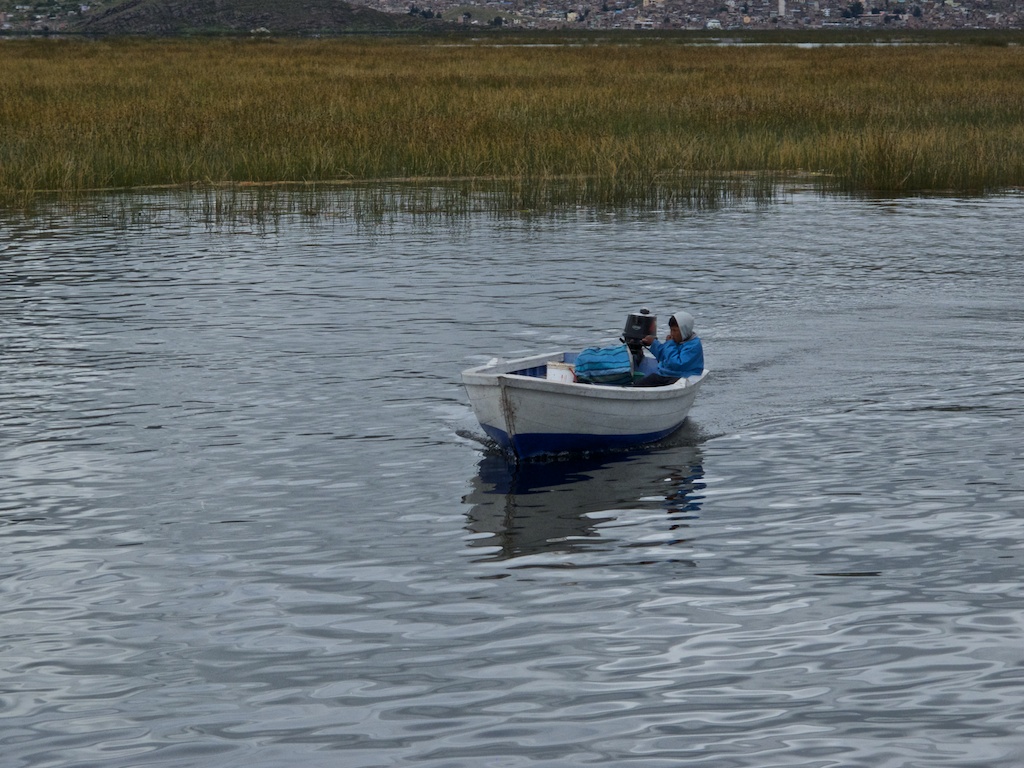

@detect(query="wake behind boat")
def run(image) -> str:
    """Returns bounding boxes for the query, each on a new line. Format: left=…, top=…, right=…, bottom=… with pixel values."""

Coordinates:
left=462, top=309, right=708, bottom=460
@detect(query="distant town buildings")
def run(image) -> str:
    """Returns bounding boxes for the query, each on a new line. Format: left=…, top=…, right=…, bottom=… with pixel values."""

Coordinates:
left=1, top=0, right=1021, bottom=32
left=371, top=0, right=1024, bottom=30
left=1, top=1, right=90, bottom=31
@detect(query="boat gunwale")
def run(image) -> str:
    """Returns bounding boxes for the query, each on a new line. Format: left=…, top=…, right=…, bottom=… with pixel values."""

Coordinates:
left=461, top=351, right=707, bottom=402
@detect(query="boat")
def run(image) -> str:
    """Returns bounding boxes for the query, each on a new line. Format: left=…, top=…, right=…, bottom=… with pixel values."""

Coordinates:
left=462, top=349, right=708, bottom=460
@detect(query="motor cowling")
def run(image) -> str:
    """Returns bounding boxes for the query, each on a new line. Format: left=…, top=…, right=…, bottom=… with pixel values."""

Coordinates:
left=621, top=308, right=656, bottom=368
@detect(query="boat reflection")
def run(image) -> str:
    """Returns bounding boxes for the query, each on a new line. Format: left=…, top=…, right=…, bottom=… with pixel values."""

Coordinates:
left=463, top=438, right=706, bottom=564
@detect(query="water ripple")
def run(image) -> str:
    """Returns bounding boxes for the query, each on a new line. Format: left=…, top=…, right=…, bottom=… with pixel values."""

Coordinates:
left=2, top=192, right=1024, bottom=767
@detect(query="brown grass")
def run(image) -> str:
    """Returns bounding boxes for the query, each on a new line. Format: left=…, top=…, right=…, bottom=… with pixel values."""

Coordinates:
left=2, top=37, right=1023, bottom=209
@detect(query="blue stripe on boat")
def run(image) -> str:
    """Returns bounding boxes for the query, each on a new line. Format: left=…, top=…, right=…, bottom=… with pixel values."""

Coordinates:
left=483, top=422, right=687, bottom=460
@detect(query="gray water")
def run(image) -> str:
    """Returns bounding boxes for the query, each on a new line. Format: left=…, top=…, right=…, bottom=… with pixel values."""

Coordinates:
left=2, top=191, right=1023, bottom=768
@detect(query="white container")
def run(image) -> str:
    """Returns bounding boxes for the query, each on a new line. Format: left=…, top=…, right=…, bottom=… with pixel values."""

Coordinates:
left=546, top=362, right=576, bottom=383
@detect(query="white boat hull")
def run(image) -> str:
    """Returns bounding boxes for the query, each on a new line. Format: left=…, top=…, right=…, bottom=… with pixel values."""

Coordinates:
left=462, top=351, right=707, bottom=460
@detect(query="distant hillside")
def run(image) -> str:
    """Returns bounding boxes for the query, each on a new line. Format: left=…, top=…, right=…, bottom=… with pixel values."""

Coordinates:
left=74, top=0, right=449, bottom=36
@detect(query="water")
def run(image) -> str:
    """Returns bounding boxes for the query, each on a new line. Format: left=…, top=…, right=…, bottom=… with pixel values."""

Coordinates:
left=2, top=191, right=1023, bottom=767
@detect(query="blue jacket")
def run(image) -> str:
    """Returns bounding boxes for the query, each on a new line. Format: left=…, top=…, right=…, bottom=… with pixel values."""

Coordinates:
left=648, top=336, right=704, bottom=379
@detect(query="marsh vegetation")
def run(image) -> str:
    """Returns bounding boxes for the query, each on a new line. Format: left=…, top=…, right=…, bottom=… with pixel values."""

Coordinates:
left=2, top=35, right=1024, bottom=211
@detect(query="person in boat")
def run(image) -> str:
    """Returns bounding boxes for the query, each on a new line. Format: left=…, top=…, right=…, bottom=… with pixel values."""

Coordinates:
left=635, top=310, right=704, bottom=387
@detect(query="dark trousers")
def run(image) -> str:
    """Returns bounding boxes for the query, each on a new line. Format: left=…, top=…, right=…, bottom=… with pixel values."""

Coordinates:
left=633, top=373, right=680, bottom=388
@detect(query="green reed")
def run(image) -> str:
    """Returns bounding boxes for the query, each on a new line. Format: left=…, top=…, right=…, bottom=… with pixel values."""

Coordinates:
left=2, top=37, right=1023, bottom=210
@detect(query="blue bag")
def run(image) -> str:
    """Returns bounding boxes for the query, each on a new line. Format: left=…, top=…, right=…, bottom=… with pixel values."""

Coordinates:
left=573, top=344, right=634, bottom=386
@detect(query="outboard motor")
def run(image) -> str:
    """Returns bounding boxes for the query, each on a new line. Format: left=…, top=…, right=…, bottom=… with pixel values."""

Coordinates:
left=621, top=308, right=656, bottom=369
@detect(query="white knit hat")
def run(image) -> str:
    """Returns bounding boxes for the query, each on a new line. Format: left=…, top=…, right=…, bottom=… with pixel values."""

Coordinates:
left=670, top=311, right=695, bottom=340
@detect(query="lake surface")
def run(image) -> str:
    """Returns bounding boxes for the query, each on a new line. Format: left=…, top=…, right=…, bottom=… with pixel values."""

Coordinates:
left=2, top=191, right=1023, bottom=767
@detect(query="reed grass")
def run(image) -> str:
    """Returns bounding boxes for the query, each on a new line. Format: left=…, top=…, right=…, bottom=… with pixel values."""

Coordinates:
left=2, top=36, right=1024, bottom=211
